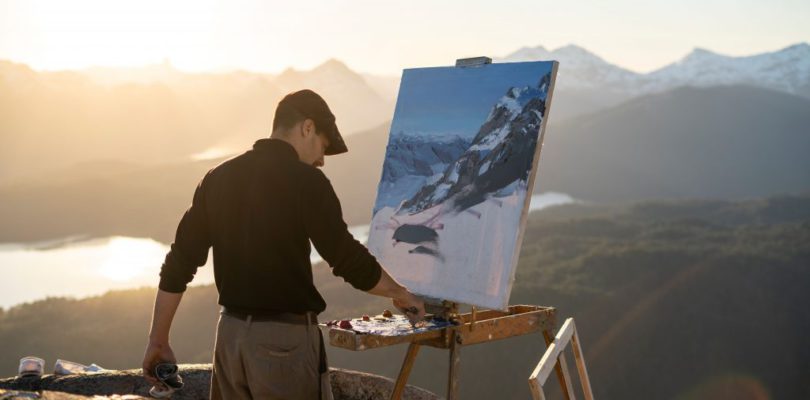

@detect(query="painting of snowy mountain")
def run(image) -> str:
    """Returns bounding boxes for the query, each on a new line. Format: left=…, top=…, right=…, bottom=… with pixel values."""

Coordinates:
left=368, top=61, right=558, bottom=309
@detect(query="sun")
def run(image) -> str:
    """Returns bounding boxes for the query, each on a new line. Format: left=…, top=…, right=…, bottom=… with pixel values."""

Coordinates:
left=10, top=0, right=220, bottom=72
left=98, top=237, right=166, bottom=282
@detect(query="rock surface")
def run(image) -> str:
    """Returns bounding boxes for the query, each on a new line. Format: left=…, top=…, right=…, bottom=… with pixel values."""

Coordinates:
left=0, top=364, right=438, bottom=400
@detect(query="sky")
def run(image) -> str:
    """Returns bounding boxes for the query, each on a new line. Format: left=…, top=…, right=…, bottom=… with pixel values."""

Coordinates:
left=0, top=0, right=808, bottom=75
left=391, top=62, right=554, bottom=137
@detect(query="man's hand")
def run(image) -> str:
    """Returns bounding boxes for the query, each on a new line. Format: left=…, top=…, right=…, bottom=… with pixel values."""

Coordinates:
left=367, top=266, right=425, bottom=324
left=142, top=341, right=177, bottom=386
left=393, top=290, right=426, bottom=325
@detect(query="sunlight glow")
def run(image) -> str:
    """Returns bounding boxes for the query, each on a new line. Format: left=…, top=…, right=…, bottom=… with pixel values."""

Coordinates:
left=98, top=237, right=166, bottom=282
left=1, top=0, right=806, bottom=74
left=0, top=237, right=216, bottom=308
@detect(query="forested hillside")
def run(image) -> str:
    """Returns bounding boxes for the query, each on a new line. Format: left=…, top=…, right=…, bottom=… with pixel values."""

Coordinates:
left=1, top=195, right=808, bottom=399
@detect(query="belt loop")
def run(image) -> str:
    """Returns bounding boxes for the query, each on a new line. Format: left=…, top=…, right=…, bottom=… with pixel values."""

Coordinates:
left=246, top=314, right=253, bottom=327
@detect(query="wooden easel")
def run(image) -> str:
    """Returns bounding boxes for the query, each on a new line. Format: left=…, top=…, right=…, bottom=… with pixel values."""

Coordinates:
left=326, top=56, right=579, bottom=399
left=327, top=303, right=573, bottom=400
left=529, top=318, right=594, bottom=400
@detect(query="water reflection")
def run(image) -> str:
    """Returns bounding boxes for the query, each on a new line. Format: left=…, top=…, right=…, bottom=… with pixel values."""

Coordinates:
left=0, top=236, right=215, bottom=309
left=0, top=192, right=577, bottom=309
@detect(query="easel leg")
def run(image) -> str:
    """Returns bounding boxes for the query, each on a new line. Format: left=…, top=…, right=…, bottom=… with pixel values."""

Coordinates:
left=447, top=330, right=462, bottom=400
left=571, top=330, right=594, bottom=400
left=390, top=343, right=421, bottom=400
left=543, top=329, right=575, bottom=400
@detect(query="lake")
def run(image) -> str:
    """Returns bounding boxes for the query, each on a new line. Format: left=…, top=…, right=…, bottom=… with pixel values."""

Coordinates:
left=0, top=192, right=577, bottom=309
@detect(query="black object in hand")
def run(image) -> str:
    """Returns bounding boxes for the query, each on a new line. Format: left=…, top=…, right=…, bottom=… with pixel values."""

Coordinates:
left=155, top=363, right=184, bottom=390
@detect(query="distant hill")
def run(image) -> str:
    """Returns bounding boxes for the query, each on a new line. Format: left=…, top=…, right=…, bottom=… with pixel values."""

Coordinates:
left=0, top=121, right=391, bottom=243
left=0, top=59, right=393, bottom=183
left=5, top=42, right=807, bottom=185
left=540, top=85, right=810, bottom=202
left=272, top=59, right=394, bottom=136
left=0, top=157, right=220, bottom=243
left=2, top=84, right=808, bottom=243
left=327, top=84, right=810, bottom=211
left=1, top=195, right=808, bottom=399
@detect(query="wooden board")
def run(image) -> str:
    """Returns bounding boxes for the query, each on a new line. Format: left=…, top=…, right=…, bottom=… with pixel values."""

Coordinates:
left=327, top=305, right=556, bottom=351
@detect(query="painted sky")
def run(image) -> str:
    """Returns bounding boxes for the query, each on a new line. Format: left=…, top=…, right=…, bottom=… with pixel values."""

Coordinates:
left=0, top=0, right=808, bottom=74
left=390, top=62, right=554, bottom=138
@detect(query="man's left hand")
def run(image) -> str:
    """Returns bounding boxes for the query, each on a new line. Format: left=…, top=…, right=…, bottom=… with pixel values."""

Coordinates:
left=142, top=340, right=177, bottom=386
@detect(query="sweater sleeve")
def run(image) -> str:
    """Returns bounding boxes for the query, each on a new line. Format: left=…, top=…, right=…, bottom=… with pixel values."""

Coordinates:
left=302, top=170, right=382, bottom=291
left=158, top=175, right=212, bottom=293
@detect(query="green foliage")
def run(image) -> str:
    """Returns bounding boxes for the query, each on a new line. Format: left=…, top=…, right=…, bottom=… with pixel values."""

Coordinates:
left=509, top=195, right=810, bottom=399
left=1, top=195, right=808, bottom=400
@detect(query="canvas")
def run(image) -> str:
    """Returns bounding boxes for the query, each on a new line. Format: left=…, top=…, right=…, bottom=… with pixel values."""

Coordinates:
left=367, top=61, right=558, bottom=310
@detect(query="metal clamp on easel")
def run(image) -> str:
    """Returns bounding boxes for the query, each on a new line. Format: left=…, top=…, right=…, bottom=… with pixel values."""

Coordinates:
left=455, top=56, right=492, bottom=67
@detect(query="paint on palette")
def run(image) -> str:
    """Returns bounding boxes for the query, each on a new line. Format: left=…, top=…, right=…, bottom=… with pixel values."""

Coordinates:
left=323, top=314, right=456, bottom=336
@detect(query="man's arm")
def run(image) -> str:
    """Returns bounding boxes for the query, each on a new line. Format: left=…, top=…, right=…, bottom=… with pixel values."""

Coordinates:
left=142, top=289, right=182, bottom=385
left=302, top=171, right=425, bottom=321
left=143, top=175, right=211, bottom=384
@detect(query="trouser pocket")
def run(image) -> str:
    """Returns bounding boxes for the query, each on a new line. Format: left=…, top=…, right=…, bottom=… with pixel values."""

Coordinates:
left=249, top=323, right=320, bottom=399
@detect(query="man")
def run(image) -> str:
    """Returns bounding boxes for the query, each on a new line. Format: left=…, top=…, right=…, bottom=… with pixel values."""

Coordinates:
left=142, top=89, right=426, bottom=399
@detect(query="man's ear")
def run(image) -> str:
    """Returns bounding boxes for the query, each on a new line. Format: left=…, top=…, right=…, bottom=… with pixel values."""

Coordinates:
left=301, top=119, right=316, bottom=138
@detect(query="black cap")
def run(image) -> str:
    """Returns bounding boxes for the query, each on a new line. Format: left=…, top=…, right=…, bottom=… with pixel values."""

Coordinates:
left=277, top=89, right=348, bottom=155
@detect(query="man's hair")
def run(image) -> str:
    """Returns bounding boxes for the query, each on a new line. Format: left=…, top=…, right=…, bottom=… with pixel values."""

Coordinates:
left=272, top=103, right=307, bottom=134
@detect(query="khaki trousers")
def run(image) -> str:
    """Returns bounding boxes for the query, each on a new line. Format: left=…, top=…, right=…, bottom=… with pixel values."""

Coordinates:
left=210, top=312, right=334, bottom=400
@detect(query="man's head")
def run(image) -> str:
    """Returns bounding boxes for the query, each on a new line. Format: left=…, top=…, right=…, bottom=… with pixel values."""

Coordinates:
left=270, top=89, right=347, bottom=167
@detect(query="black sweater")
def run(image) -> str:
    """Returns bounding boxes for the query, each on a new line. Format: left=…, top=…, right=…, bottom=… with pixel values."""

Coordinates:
left=158, top=138, right=382, bottom=314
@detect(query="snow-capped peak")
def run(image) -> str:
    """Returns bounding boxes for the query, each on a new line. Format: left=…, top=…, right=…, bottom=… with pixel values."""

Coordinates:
left=502, top=44, right=611, bottom=67
left=679, top=47, right=724, bottom=64
left=498, top=42, right=810, bottom=98
left=645, top=42, right=810, bottom=95
left=503, top=45, right=551, bottom=62
left=498, top=44, right=639, bottom=89
left=552, top=44, right=607, bottom=63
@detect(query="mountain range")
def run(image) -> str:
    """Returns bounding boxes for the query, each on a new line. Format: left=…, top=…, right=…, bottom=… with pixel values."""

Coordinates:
left=539, top=85, right=810, bottom=202
left=0, top=58, right=393, bottom=183
left=0, top=42, right=808, bottom=243
left=499, top=42, right=810, bottom=118
left=502, top=42, right=810, bottom=96
left=336, top=84, right=810, bottom=218
left=1, top=83, right=807, bottom=244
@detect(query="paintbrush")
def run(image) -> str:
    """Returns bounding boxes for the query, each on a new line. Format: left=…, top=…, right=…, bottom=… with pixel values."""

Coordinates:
left=402, top=306, right=420, bottom=328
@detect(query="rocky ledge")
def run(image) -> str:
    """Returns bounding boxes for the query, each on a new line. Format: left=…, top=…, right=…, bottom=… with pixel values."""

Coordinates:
left=0, top=364, right=438, bottom=400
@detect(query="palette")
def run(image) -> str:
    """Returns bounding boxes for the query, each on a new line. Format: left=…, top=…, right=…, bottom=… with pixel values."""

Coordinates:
left=322, top=314, right=456, bottom=336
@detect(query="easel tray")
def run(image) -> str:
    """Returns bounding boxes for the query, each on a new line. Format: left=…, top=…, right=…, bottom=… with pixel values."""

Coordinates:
left=325, top=305, right=556, bottom=351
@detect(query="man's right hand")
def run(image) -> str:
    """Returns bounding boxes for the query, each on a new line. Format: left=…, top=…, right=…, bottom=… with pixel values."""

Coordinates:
left=367, top=266, right=426, bottom=324
left=142, top=340, right=177, bottom=386
left=393, top=290, right=426, bottom=325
